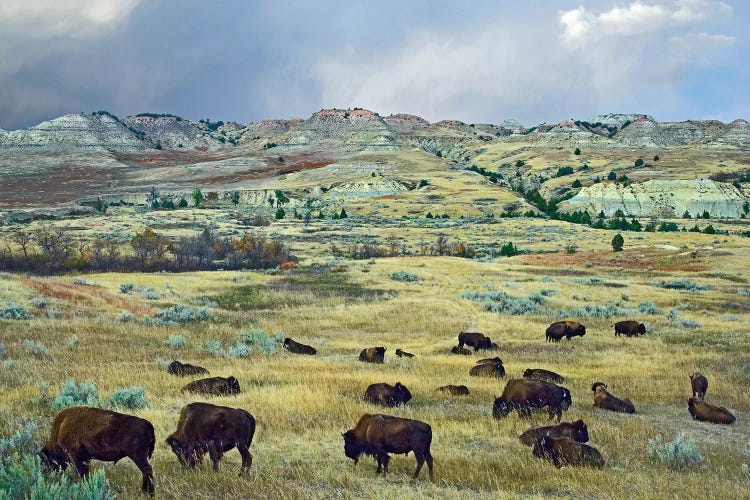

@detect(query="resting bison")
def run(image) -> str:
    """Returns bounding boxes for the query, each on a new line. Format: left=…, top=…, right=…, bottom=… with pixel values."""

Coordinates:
left=41, top=406, right=155, bottom=495
left=469, top=360, right=505, bottom=378
left=690, top=373, right=708, bottom=400
left=545, top=321, right=586, bottom=342
left=477, top=356, right=503, bottom=365
left=182, top=376, right=241, bottom=396
left=364, top=382, right=412, bottom=407
left=493, top=378, right=572, bottom=422
left=359, top=346, right=386, bottom=364
left=451, top=345, right=472, bottom=355
left=166, top=402, right=256, bottom=474
left=395, top=349, right=414, bottom=358
left=437, top=385, right=470, bottom=395
left=458, top=332, right=492, bottom=351
left=532, top=436, right=604, bottom=468
left=592, top=382, right=635, bottom=414
left=342, top=413, right=433, bottom=479
left=519, top=420, right=589, bottom=446
left=687, top=398, right=735, bottom=424
left=613, top=320, right=646, bottom=337
left=168, top=360, right=209, bottom=377
left=283, top=338, right=317, bottom=355
left=524, top=368, right=565, bottom=384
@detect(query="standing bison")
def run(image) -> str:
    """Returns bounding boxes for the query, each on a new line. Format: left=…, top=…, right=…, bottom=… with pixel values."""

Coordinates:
left=690, top=373, right=708, bottom=400
left=283, top=338, right=317, bottom=355
left=342, top=413, right=434, bottom=479
left=613, top=320, right=646, bottom=337
left=523, top=368, right=565, bottom=384
left=687, top=398, right=735, bottom=424
left=493, top=378, right=572, bottom=422
left=182, top=376, right=241, bottom=396
left=166, top=402, right=256, bottom=474
left=470, top=359, right=505, bottom=378
left=545, top=321, right=586, bottom=342
left=458, top=332, right=492, bottom=351
left=168, top=360, right=209, bottom=377
left=532, top=436, right=604, bottom=468
left=592, top=382, right=635, bottom=414
left=359, top=347, right=386, bottom=364
left=41, top=406, right=156, bottom=495
left=364, top=382, right=412, bottom=407
left=519, top=420, right=589, bottom=446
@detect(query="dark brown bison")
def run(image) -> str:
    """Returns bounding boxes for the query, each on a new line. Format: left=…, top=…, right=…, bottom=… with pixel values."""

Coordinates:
left=166, top=402, right=256, bottom=474
left=532, top=436, right=604, bottom=468
left=592, top=382, right=635, bottom=414
left=437, top=385, right=470, bottom=395
left=283, top=338, right=317, bottom=355
left=613, top=320, right=646, bottom=337
left=469, top=360, right=505, bottom=378
left=168, top=360, right=209, bottom=377
left=545, top=321, right=586, bottom=342
left=477, top=356, right=503, bottom=365
left=182, top=376, right=241, bottom=396
left=395, top=349, right=414, bottom=358
left=687, top=398, right=735, bottom=424
left=519, top=420, right=589, bottom=446
left=359, top=346, right=386, bottom=364
left=451, top=345, right=472, bottom=355
left=342, top=413, right=433, bottom=479
left=41, top=406, right=155, bottom=495
left=690, top=373, right=708, bottom=400
left=524, top=368, right=565, bottom=384
left=458, top=332, right=492, bottom=351
left=493, top=378, right=572, bottom=422
left=364, top=382, right=413, bottom=407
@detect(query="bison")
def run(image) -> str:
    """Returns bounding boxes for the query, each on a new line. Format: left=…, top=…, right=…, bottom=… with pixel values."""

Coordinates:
left=342, top=413, right=433, bottom=479
left=166, top=402, right=256, bottom=474
left=477, top=356, right=503, bottom=365
left=168, top=360, right=209, bottom=377
left=395, top=349, right=414, bottom=358
left=451, top=345, right=472, bottom=355
left=493, top=378, right=572, bottom=422
left=545, top=321, right=586, bottom=342
left=41, top=406, right=155, bottom=495
left=519, top=420, right=589, bottom=446
left=592, top=382, right=635, bottom=414
left=469, top=360, right=505, bottom=378
left=182, top=376, right=241, bottom=396
left=690, top=373, right=708, bottom=400
left=523, top=368, right=565, bottom=384
left=437, top=385, right=470, bottom=396
left=364, top=382, right=413, bottom=407
left=613, top=320, right=646, bottom=337
left=687, top=398, right=735, bottom=424
left=532, top=436, right=604, bottom=468
left=283, top=338, right=317, bottom=355
left=359, top=346, right=386, bottom=364
left=458, top=332, right=492, bottom=351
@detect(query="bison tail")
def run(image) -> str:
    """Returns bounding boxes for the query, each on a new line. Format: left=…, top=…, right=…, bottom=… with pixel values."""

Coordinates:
left=148, top=429, right=156, bottom=459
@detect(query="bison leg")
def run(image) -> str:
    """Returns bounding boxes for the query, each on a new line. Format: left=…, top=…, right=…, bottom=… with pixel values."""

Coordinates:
left=237, top=444, right=253, bottom=476
left=380, top=454, right=390, bottom=477
left=132, top=455, right=155, bottom=496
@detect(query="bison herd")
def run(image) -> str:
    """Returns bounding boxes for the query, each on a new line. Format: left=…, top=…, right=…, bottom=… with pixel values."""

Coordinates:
left=36, top=324, right=738, bottom=494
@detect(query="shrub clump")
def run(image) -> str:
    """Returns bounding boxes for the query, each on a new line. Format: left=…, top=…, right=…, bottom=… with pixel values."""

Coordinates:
left=462, top=291, right=544, bottom=315
left=166, top=334, right=187, bottom=349
left=23, top=340, right=49, bottom=358
left=31, top=296, right=49, bottom=309
left=120, top=283, right=134, bottom=294
left=144, top=305, right=210, bottom=326
left=556, top=302, right=631, bottom=319
left=0, top=343, right=6, bottom=360
left=390, top=271, right=419, bottom=283
left=236, top=328, right=283, bottom=355
left=652, top=280, right=712, bottom=292
left=737, top=289, right=750, bottom=297
left=107, top=386, right=149, bottom=410
left=201, top=340, right=225, bottom=357
left=142, top=290, right=161, bottom=300
left=0, top=302, right=34, bottom=320
left=117, top=310, right=134, bottom=323
left=51, top=380, right=100, bottom=411
left=66, top=335, right=79, bottom=349
left=638, top=301, right=664, bottom=315
left=648, top=434, right=702, bottom=470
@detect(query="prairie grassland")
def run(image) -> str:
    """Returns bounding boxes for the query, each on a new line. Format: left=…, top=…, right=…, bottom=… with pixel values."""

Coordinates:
left=1, top=245, right=749, bottom=499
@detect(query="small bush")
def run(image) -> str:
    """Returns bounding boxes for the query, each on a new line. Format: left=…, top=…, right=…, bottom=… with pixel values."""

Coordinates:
left=66, top=335, right=79, bottom=349
left=0, top=302, right=34, bottom=320
left=557, top=302, right=630, bottom=319
left=391, top=271, right=419, bottom=283
left=52, top=380, right=100, bottom=411
left=462, top=291, right=543, bottom=316
left=117, top=310, right=134, bottom=323
left=192, top=297, right=219, bottom=308
left=237, top=328, right=282, bottom=355
left=31, top=296, right=49, bottom=309
left=72, top=278, right=89, bottom=285
left=47, top=309, right=60, bottom=319
left=680, top=319, right=701, bottom=329
left=499, top=242, right=519, bottom=257
left=638, top=301, right=664, bottom=315
left=201, top=340, right=225, bottom=357
left=652, top=280, right=712, bottom=292
left=107, top=386, right=148, bottom=410
left=23, top=340, right=49, bottom=358
left=0, top=343, right=6, bottom=360
left=145, top=305, right=210, bottom=326
left=142, top=290, right=161, bottom=300
left=648, top=434, right=702, bottom=470
left=737, top=289, right=750, bottom=297
left=166, top=334, right=187, bottom=349
left=227, top=344, right=250, bottom=358
left=2, top=360, right=16, bottom=370
left=120, top=283, right=134, bottom=294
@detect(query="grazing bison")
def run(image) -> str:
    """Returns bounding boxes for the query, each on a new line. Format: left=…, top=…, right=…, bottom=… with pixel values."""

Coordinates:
left=437, top=385, right=470, bottom=396
left=687, top=398, right=735, bottom=424
left=166, top=402, right=256, bottom=474
left=592, top=382, right=635, bottom=414
left=690, top=373, right=708, bottom=400
left=469, top=360, right=505, bottom=378
left=41, top=406, right=155, bottom=495
left=532, top=436, right=604, bottom=468
left=342, top=413, right=434, bottom=479
left=364, top=382, right=413, bottom=407
left=283, top=338, right=317, bottom=355
left=451, top=345, right=472, bottom=355
left=477, top=356, right=503, bottom=365
left=359, top=346, right=386, bottom=364
left=458, top=332, right=492, bottom=351
left=545, top=321, right=586, bottom=342
left=524, top=368, right=565, bottom=384
left=613, top=320, right=646, bottom=337
left=493, top=378, right=572, bottom=422
left=168, top=360, right=209, bottom=377
left=182, top=376, right=241, bottom=396
left=519, top=420, right=589, bottom=446
left=395, top=349, right=415, bottom=358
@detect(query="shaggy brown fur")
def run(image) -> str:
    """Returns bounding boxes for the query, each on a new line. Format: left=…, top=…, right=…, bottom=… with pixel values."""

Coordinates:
left=687, top=398, right=735, bottom=424
left=519, top=420, right=589, bottom=446
left=283, top=338, right=317, bottom=355
left=437, top=385, right=470, bottom=395
left=545, top=320, right=586, bottom=342
left=359, top=346, right=386, bottom=363
left=458, top=332, right=492, bottom=351
left=469, top=360, right=505, bottom=378
left=181, top=376, right=241, bottom=396
left=364, top=382, right=412, bottom=407
left=493, top=378, right=572, bottom=422
left=532, top=436, right=604, bottom=468
left=168, top=360, right=210, bottom=377
left=592, top=383, right=636, bottom=414
left=690, top=373, right=708, bottom=400
left=523, top=368, right=565, bottom=384
left=613, top=320, right=646, bottom=337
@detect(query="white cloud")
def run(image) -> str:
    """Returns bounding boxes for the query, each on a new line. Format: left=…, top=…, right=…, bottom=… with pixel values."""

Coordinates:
left=673, top=0, right=732, bottom=23
left=598, top=3, right=670, bottom=35
left=559, top=7, right=592, bottom=48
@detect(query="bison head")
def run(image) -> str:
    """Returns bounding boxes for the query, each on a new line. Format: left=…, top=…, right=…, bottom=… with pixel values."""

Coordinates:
left=567, top=325, right=585, bottom=338
left=167, top=360, right=182, bottom=375
left=637, top=323, right=646, bottom=334
left=166, top=435, right=201, bottom=468
left=226, top=376, right=241, bottom=394
left=591, top=382, right=607, bottom=392
left=560, top=388, right=572, bottom=411
left=523, top=369, right=532, bottom=378
left=283, top=338, right=292, bottom=349
left=492, top=397, right=511, bottom=419
left=489, top=342, right=500, bottom=351
left=393, top=382, right=412, bottom=405
left=571, top=420, right=589, bottom=443
left=40, top=448, right=67, bottom=472
left=342, top=430, right=364, bottom=464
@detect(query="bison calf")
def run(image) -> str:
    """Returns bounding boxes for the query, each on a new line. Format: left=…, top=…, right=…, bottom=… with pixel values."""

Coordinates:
left=545, top=321, right=586, bottom=343
left=470, top=360, right=505, bottom=378
left=343, top=413, right=433, bottom=479
left=524, top=368, right=565, bottom=384
left=687, top=398, right=735, bottom=424
left=613, top=320, right=646, bottom=337
left=364, top=382, right=412, bottom=407
left=437, top=385, right=470, bottom=396
left=493, top=378, right=572, bottom=422
left=592, top=382, right=635, bottom=414
left=519, top=420, right=589, bottom=446
left=690, top=373, right=708, bottom=400
left=283, top=338, right=317, bottom=355
left=451, top=345, right=472, bottom=355
left=166, top=402, right=256, bottom=475
left=395, top=348, right=414, bottom=358
left=182, top=376, right=241, bottom=396
left=532, top=436, right=604, bottom=468
left=359, top=346, right=386, bottom=364
left=41, top=406, right=155, bottom=495
left=168, top=360, right=209, bottom=377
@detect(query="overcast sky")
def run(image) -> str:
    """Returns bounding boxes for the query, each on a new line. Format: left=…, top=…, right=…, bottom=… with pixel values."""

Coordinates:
left=0, top=0, right=747, bottom=130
